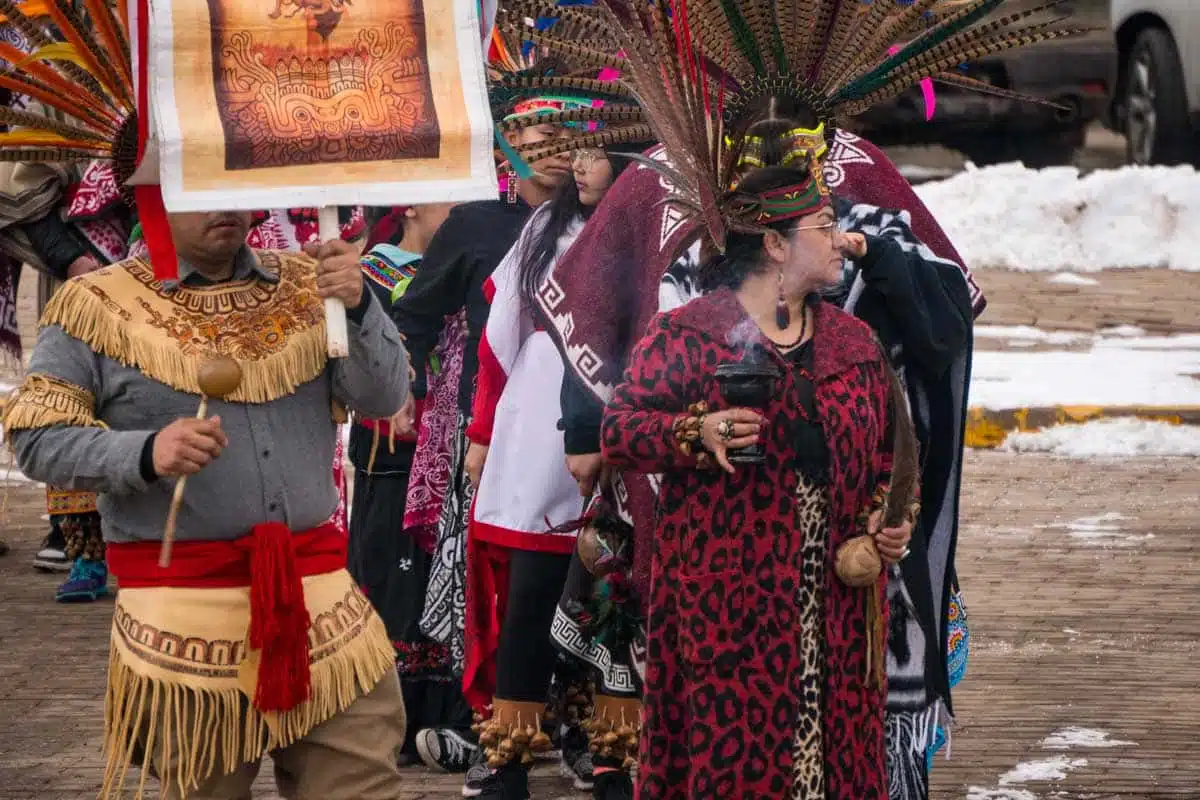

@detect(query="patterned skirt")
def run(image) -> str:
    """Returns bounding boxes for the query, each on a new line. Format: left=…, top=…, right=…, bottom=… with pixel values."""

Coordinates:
left=419, top=413, right=475, bottom=674
left=348, top=470, right=470, bottom=752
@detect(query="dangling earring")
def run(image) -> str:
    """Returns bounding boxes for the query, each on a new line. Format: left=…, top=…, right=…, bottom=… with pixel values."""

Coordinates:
left=775, top=269, right=790, bottom=330
left=506, top=167, right=519, bottom=204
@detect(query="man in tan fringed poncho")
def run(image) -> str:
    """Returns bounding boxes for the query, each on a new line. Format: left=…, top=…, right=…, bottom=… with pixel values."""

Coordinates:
left=4, top=210, right=411, bottom=799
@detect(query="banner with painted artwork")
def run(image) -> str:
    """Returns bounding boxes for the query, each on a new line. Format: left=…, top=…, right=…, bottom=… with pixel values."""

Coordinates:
left=147, top=0, right=497, bottom=211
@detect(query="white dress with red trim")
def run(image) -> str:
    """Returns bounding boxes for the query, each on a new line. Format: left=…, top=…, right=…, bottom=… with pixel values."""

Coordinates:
left=467, top=210, right=584, bottom=554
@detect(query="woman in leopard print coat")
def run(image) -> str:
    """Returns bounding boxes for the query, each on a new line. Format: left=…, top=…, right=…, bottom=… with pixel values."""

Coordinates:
left=601, top=166, right=912, bottom=799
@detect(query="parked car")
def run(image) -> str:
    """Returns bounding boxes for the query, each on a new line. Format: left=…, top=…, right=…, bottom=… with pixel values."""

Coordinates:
left=852, top=0, right=1116, bottom=168
left=1109, top=1, right=1200, bottom=165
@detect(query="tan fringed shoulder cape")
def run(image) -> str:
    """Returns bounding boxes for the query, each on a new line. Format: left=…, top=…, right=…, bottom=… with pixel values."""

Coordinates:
left=39, top=248, right=329, bottom=405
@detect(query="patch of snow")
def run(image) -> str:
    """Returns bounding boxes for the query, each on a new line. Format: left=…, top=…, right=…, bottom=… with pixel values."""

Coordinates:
left=1035, top=512, right=1154, bottom=548
left=1047, top=272, right=1099, bottom=286
left=967, top=789, right=1037, bottom=800
left=974, top=325, right=1091, bottom=345
left=1041, top=727, right=1136, bottom=750
left=999, top=757, right=1088, bottom=785
left=972, top=329, right=1200, bottom=408
left=1002, top=419, right=1200, bottom=458
left=1102, top=325, right=1146, bottom=337
left=898, top=164, right=958, bottom=182
left=1095, top=334, right=1200, bottom=351
left=0, top=467, right=31, bottom=483
left=914, top=163, right=1200, bottom=271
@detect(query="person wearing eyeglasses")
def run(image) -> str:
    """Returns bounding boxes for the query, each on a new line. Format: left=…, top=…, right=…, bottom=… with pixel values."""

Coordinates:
left=460, top=140, right=655, bottom=800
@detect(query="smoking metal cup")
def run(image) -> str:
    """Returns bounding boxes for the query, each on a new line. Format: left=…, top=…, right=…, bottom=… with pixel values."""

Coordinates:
left=714, top=354, right=780, bottom=465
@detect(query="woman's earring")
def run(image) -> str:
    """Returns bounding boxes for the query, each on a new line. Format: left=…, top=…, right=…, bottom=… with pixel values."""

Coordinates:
left=775, top=268, right=791, bottom=330
left=506, top=167, right=519, bottom=204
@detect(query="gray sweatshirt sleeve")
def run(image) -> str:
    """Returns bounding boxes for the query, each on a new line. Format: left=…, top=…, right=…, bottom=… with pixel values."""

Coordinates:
left=331, top=287, right=410, bottom=419
left=8, top=325, right=155, bottom=495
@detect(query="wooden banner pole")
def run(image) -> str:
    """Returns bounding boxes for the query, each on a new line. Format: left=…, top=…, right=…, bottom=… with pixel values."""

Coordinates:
left=319, top=206, right=350, bottom=358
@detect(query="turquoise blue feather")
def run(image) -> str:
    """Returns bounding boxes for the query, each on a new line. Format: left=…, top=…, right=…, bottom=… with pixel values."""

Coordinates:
left=494, top=126, right=535, bottom=178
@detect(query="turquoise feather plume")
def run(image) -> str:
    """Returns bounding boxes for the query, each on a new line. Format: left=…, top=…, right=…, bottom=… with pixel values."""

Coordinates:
left=494, top=125, right=535, bottom=178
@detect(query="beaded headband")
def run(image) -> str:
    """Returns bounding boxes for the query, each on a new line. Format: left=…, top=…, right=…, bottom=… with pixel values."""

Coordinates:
left=730, top=178, right=831, bottom=229
left=504, top=96, right=596, bottom=125
left=735, top=123, right=830, bottom=170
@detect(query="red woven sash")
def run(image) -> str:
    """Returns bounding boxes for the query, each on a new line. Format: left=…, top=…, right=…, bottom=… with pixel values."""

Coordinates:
left=106, top=523, right=346, bottom=712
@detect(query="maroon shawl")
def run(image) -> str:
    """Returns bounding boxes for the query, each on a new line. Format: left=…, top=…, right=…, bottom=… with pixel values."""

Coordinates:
left=602, top=294, right=890, bottom=799
left=536, top=130, right=982, bottom=405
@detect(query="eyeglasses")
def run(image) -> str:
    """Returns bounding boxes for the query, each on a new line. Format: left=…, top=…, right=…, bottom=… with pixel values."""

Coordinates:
left=788, top=220, right=838, bottom=242
left=572, top=148, right=604, bottom=168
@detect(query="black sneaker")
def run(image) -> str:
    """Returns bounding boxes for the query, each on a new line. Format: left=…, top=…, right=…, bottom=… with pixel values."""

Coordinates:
left=560, top=725, right=594, bottom=791
left=475, top=763, right=530, bottom=799
left=415, top=728, right=478, bottom=773
left=32, top=524, right=69, bottom=572
left=461, top=757, right=491, bottom=798
left=593, top=769, right=634, bottom=800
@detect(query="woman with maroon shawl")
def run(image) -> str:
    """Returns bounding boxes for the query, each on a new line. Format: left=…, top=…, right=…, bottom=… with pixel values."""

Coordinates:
left=602, top=164, right=913, bottom=798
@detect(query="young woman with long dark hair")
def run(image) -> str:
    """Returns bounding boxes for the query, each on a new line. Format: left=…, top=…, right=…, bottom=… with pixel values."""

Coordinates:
left=461, top=143, right=652, bottom=800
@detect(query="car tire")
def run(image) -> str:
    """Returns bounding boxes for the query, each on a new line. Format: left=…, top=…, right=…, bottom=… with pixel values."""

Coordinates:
left=1123, top=27, right=1193, bottom=166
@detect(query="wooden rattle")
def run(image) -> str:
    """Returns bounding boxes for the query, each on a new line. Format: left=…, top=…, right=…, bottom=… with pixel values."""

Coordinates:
left=159, top=357, right=243, bottom=567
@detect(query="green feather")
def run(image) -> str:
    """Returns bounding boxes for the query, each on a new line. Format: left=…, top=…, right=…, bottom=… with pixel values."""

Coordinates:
left=716, top=0, right=766, bottom=75
left=769, top=18, right=788, bottom=73
left=836, top=0, right=1006, bottom=100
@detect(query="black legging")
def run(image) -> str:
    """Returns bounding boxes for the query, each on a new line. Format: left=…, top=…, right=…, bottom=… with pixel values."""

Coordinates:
left=495, top=550, right=572, bottom=701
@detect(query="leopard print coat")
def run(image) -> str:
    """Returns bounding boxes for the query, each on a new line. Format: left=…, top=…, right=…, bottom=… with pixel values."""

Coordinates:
left=601, top=292, right=892, bottom=799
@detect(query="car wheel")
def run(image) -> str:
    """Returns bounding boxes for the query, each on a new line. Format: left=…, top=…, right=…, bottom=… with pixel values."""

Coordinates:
left=1124, top=27, right=1193, bottom=166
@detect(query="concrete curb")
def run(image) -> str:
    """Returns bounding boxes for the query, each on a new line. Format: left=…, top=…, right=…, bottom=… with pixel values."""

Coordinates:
left=965, top=405, right=1200, bottom=449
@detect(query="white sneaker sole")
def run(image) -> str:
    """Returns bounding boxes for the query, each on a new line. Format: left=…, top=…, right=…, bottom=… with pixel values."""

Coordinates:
left=415, top=730, right=447, bottom=772
left=33, top=558, right=71, bottom=573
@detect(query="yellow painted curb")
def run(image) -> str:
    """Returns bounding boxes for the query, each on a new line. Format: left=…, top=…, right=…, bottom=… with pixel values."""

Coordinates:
left=965, top=405, right=1200, bottom=449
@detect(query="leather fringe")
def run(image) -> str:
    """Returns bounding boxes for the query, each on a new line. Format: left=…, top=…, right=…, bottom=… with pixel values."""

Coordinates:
left=40, top=271, right=328, bottom=406
left=2, top=373, right=102, bottom=438
left=99, top=617, right=395, bottom=800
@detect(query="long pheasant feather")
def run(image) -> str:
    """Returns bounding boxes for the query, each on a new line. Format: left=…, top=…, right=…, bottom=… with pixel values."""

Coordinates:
left=932, top=70, right=1070, bottom=110
left=841, top=26, right=1091, bottom=113
left=846, top=0, right=1015, bottom=93
left=81, top=0, right=132, bottom=84
left=0, top=104, right=109, bottom=140
left=514, top=123, right=656, bottom=160
left=867, top=11, right=1077, bottom=93
left=44, top=0, right=130, bottom=106
left=0, top=145, right=107, bottom=162
left=0, top=71, right=120, bottom=132
left=499, top=105, right=645, bottom=131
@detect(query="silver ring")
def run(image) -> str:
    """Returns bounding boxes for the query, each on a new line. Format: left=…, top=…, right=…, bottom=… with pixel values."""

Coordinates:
left=717, top=419, right=734, bottom=441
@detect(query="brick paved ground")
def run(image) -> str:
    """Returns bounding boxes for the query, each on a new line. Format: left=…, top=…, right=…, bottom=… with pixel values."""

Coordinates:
left=4, top=131, right=1197, bottom=797
left=1, top=451, right=1196, bottom=799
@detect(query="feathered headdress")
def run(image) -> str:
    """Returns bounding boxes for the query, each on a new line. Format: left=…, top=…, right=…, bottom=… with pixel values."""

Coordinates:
left=0, top=0, right=178, bottom=278
left=0, top=0, right=135, bottom=179
left=485, top=1, right=653, bottom=175
left=518, top=0, right=1092, bottom=250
